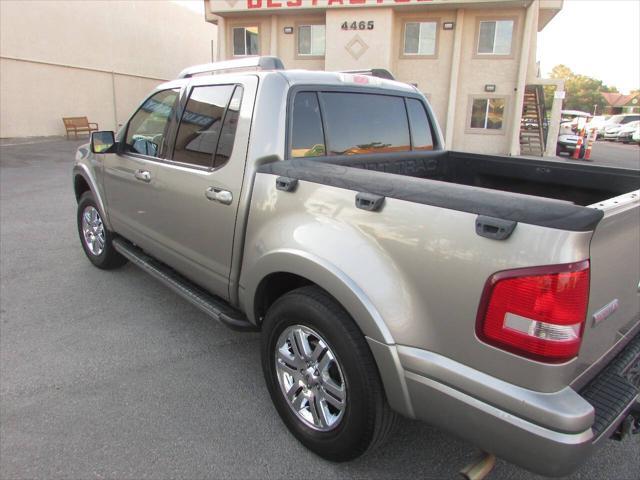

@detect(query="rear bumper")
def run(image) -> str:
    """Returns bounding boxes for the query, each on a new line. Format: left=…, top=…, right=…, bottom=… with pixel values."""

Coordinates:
left=368, top=333, right=640, bottom=477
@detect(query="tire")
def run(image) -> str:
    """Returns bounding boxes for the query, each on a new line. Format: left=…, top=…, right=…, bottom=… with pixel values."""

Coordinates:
left=261, top=286, right=396, bottom=462
left=77, top=191, right=127, bottom=270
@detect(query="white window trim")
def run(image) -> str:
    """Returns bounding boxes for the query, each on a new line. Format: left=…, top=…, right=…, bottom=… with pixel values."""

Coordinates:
left=232, top=26, right=259, bottom=57
left=477, top=20, right=514, bottom=56
left=403, top=21, right=438, bottom=57
left=297, top=24, right=326, bottom=57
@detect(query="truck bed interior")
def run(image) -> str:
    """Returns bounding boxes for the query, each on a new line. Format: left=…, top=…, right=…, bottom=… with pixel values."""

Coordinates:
left=322, top=151, right=640, bottom=207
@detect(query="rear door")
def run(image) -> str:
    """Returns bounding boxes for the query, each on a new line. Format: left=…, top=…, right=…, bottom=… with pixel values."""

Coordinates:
left=147, top=77, right=256, bottom=300
left=103, top=88, right=180, bottom=250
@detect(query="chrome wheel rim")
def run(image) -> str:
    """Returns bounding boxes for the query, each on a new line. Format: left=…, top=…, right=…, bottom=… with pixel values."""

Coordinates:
left=275, top=325, right=347, bottom=431
left=81, top=206, right=105, bottom=256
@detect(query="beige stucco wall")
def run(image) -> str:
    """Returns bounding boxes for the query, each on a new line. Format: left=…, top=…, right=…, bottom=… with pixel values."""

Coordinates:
left=0, top=0, right=217, bottom=138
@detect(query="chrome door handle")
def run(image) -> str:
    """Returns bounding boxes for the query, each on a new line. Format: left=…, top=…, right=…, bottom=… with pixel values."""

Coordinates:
left=134, top=170, right=151, bottom=183
left=205, top=187, right=233, bottom=205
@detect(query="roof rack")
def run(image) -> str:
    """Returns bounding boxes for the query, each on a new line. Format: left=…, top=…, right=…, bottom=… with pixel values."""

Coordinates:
left=177, top=56, right=285, bottom=79
left=339, top=69, right=395, bottom=80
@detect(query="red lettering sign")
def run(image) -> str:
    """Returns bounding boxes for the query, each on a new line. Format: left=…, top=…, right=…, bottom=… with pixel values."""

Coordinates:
left=349, top=0, right=367, bottom=4
left=286, top=0, right=302, bottom=5
left=247, top=0, right=262, bottom=8
left=266, top=0, right=282, bottom=6
left=327, top=0, right=344, bottom=5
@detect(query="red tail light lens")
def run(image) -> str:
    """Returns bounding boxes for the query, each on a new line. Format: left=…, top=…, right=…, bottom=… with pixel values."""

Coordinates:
left=476, top=261, right=590, bottom=363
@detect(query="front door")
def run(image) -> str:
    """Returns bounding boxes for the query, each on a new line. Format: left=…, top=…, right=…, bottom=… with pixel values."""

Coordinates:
left=149, top=78, right=256, bottom=300
left=103, top=88, right=181, bottom=250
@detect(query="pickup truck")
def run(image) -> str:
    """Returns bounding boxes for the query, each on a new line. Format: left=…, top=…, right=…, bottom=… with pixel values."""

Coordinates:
left=73, top=57, right=640, bottom=477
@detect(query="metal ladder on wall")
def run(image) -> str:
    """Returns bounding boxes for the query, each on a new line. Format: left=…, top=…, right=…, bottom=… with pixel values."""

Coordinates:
left=519, top=85, right=546, bottom=156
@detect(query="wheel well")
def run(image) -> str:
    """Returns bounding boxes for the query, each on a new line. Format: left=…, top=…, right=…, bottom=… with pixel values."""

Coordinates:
left=254, top=272, right=313, bottom=324
left=74, top=175, right=90, bottom=202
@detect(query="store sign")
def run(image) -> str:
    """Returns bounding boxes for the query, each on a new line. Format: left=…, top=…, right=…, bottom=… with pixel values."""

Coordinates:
left=210, top=0, right=450, bottom=13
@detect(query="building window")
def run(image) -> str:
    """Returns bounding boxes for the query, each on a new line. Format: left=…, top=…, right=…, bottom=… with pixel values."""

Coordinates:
left=298, top=25, right=325, bottom=56
left=233, top=26, right=259, bottom=56
left=403, top=21, right=437, bottom=56
left=470, top=97, right=506, bottom=130
left=477, top=20, right=514, bottom=55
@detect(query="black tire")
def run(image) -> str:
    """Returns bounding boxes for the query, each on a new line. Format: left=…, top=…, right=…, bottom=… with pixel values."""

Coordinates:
left=261, top=286, right=396, bottom=462
left=77, top=191, right=127, bottom=270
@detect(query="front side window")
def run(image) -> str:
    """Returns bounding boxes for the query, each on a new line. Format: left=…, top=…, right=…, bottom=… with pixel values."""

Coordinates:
left=477, top=20, right=514, bottom=55
left=322, top=93, right=411, bottom=155
left=173, top=85, right=235, bottom=167
left=470, top=98, right=506, bottom=130
left=298, top=25, right=326, bottom=56
left=404, top=21, right=437, bottom=56
left=233, top=26, right=259, bottom=56
left=125, top=89, right=179, bottom=158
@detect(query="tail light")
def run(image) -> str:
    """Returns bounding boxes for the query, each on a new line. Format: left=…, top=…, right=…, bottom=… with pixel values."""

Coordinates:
left=476, top=261, right=590, bottom=363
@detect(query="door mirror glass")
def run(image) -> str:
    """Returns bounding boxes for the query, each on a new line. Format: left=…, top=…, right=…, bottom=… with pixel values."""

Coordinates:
left=91, top=131, right=115, bottom=153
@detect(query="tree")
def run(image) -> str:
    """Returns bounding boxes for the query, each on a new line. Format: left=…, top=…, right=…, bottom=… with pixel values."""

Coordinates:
left=544, top=65, right=619, bottom=114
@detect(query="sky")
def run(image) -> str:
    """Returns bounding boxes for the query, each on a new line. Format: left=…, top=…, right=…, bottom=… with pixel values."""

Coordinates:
left=537, top=0, right=640, bottom=93
left=177, top=0, right=640, bottom=94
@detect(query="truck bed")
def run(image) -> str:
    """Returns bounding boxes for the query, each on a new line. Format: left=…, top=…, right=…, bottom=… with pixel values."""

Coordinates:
left=259, top=151, right=640, bottom=232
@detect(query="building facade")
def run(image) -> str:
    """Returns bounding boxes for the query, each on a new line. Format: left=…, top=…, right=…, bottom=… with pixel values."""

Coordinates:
left=601, top=92, right=640, bottom=115
left=205, top=0, right=564, bottom=156
left=0, top=1, right=216, bottom=138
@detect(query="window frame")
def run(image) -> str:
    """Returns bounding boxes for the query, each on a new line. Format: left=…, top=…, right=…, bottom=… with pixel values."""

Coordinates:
left=231, top=25, right=260, bottom=57
left=400, top=19, right=440, bottom=59
left=465, top=94, right=510, bottom=135
left=296, top=22, right=326, bottom=59
left=170, top=83, right=240, bottom=170
left=473, top=16, right=518, bottom=59
left=285, top=85, right=440, bottom=160
left=121, top=87, right=182, bottom=161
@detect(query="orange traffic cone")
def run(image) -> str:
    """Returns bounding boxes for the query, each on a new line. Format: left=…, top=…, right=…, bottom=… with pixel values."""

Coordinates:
left=572, top=135, right=584, bottom=159
left=584, top=129, right=596, bottom=160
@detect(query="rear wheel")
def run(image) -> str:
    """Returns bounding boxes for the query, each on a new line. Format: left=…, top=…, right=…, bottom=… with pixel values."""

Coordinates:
left=77, top=191, right=127, bottom=270
left=261, top=286, right=396, bottom=462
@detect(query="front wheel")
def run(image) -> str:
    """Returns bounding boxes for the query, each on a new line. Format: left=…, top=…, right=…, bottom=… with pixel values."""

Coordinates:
left=77, top=191, right=127, bottom=270
left=261, top=286, right=396, bottom=462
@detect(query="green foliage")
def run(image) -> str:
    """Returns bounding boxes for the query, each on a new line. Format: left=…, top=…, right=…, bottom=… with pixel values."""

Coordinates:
left=544, top=65, right=619, bottom=114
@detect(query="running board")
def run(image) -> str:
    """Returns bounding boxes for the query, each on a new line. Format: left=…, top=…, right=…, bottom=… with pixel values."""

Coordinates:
left=113, top=238, right=258, bottom=332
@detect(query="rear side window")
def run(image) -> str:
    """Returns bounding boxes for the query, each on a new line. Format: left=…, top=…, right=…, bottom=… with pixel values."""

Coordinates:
left=291, top=92, right=326, bottom=158
left=213, top=86, right=243, bottom=168
left=173, top=85, right=235, bottom=167
left=406, top=98, right=434, bottom=150
left=321, top=93, right=410, bottom=155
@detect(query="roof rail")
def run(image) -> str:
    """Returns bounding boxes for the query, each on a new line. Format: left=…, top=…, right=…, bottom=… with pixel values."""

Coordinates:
left=339, top=69, right=395, bottom=80
left=177, top=56, right=285, bottom=79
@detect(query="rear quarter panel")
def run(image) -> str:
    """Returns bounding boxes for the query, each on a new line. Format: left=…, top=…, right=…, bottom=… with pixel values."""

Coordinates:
left=240, top=172, right=594, bottom=393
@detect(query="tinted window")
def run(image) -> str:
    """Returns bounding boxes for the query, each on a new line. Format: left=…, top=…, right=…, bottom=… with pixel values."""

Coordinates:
left=321, top=93, right=410, bottom=155
left=478, top=20, right=513, bottom=55
left=214, top=86, right=243, bottom=169
left=621, top=115, right=640, bottom=124
left=291, top=92, right=326, bottom=158
left=233, top=26, right=259, bottom=56
left=471, top=98, right=505, bottom=129
left=406, top=99, right=434, bottom=150
left=173, top=85, right=234, bottom=167
left=125, top=89, right=179, bottom=158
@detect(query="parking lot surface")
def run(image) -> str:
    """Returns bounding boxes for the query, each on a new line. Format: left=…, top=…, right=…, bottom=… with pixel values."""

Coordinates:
left=1, top=138, right=638, bottom=479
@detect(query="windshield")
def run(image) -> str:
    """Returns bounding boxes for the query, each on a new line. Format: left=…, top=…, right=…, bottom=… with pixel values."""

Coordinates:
left=608, top=115, right=625, bottom=124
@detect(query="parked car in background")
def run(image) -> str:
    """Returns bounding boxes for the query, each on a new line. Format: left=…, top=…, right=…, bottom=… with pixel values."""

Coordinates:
left=557, top=132, right=586, bottom=158
left=616, top=121, right=640, bottom=144
left=602, top=114, right=640, bottom=140
left=633, top=127, right=640, bottom=144
left=559, top=110, right=592, bottom=135
left=588, top=115, right=610, bottom=135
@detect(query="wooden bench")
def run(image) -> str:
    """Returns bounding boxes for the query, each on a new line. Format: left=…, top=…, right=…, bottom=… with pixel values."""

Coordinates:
left=62, top=117, right=99, bottom=139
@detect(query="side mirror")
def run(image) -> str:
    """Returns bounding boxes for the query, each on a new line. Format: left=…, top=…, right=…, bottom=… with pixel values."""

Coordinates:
left=91, top=131, right=116, bottom=154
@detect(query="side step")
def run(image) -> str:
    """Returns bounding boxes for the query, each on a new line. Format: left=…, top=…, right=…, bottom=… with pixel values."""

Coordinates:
left=113, top=238, right=258, bottom=332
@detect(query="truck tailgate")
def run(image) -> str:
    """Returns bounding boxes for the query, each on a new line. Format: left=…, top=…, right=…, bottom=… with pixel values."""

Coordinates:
left=576, top=191, right=640, bottom=383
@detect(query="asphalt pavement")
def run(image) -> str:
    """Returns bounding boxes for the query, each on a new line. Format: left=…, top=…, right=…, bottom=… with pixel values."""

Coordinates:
left=557, top=140, right=640, bottom=170
left=1, top=137, right=638, bottom=480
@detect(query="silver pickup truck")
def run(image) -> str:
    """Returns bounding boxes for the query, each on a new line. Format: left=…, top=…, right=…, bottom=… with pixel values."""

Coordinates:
left=73, top=57, right=640, bottom=477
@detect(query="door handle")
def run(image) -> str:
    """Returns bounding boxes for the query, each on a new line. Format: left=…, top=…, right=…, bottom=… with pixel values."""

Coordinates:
left=134, top=170, right=151, bottom=183
left=205, top=187, right=233, bottom=205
